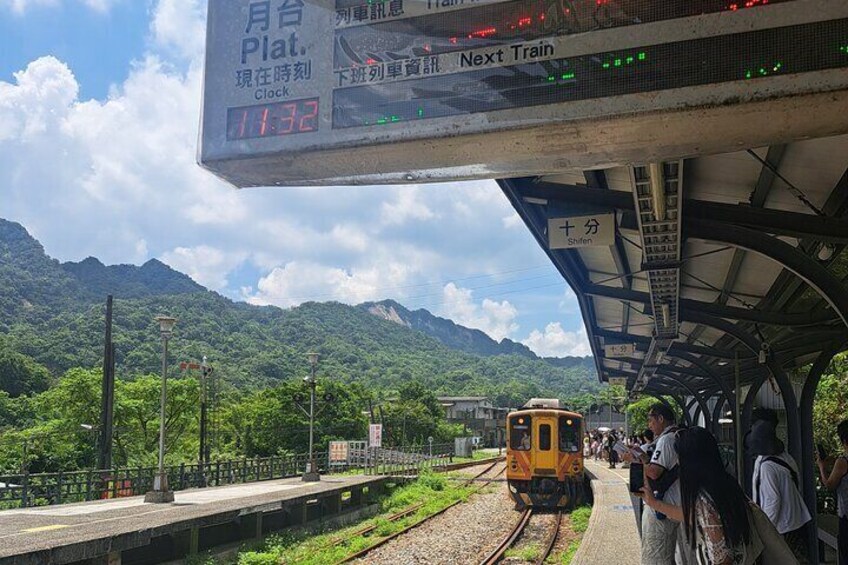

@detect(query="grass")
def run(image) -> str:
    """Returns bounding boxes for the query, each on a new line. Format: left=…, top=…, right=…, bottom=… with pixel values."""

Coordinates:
left=570, top=505, right=592, bottom=533
left=506, top=542, right=541, bottom=561
left=546, top=506, right=592, bottom=565
left=559, top=540, right=581, bottom=565
left=233, top=471, right=475, bottom=565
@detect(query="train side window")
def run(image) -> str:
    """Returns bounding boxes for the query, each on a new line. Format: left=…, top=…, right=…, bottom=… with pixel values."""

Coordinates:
left=559, top=416, right=580, bottom=452
left=510, top=415, right=531, bottom=450
left=539, top=424, right=552, bottom=451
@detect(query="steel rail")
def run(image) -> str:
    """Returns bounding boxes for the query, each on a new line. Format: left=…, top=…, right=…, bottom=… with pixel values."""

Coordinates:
left=479, top=507, right=533, bottom=565
left=337, top=460, right=506, bottom=564
left=536, top=511, right=563, bottom=565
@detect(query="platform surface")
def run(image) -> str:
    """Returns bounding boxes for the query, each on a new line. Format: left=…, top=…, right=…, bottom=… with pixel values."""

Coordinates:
left=572, top=459, right=642, bottom=564
left=0, top=474, right=385, bottom=564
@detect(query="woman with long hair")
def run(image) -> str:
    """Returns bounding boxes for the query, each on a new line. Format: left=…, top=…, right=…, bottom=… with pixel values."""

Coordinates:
left=640, top=427, right=764, bottom=564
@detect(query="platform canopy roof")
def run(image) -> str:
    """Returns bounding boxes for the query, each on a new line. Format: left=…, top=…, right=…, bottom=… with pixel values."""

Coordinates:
left=499, top=135, right=848, bottom=403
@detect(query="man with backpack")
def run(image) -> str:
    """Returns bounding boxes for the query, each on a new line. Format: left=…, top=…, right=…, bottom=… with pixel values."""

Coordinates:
left=748, top=415, right=812, bottom=557
left=625, top=403, right=687, bottom=564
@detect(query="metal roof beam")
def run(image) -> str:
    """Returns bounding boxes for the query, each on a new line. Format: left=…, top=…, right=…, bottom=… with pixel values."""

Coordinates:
left=594, top=328, right=750, bottom=359
left=586, top=169, right=633, bottom=335
left=685, top=219, right=848, bottom=329
left=521, top=181, right=848, bottom=244
left=584, top=283, right=839, bottom=326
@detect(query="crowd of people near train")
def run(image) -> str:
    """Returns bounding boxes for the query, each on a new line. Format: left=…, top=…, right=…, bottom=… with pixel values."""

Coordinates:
left=583, top=427, right=655, bottom=469
left=583, top=405, right=848, bottom=565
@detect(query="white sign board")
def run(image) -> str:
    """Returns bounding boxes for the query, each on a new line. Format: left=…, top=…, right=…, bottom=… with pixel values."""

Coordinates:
left=369, top=424, right=383, bottom=448
left=549, top=214, right=615, bottom=249
left=609, top=377, right=628, bottom=388
left=329, top=441, right=349, bottom=464
left=604, top=343, right=636, bottom=358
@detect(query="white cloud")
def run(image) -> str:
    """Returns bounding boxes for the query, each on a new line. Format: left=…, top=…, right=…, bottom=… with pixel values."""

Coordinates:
left=247, top=261, right=416, bottom=308
left=502, top=214, right=523, bottom=229
left=437, top=283, right=519, bottom=342
left=160, top=245, right=246, bottom=290
left=522, top=322, right=591, bottom=357
left=1, top=0, right=118, bottom=14
left=0, top=3, right=565, bottom=341
left=0, top=56, right=78, bottom=141
left=558, top=286, right=579, bottom=314
left=380, top=188, right=436, bottom=225
left=150, top=0, right=207, bottom=60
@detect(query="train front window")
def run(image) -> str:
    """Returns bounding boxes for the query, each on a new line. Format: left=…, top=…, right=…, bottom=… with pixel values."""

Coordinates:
left=559, top=416, right=581, bottom=452
left=539, top=424, right=552, bottom=451
left=510, top=415, right=531, bottom=450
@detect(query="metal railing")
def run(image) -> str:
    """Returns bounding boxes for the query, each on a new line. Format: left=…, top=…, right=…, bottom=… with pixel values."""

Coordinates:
left=0, top=443, right=459, bottom=509
left=361, top=443, right=455, bottom=476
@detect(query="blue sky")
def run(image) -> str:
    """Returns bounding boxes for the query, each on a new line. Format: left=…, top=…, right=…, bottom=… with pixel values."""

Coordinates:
left=0, top=0, right=590, bottom=356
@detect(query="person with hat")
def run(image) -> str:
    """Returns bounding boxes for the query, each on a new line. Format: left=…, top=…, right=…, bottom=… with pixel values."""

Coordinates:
left=747, top=415, right=811, bottom=557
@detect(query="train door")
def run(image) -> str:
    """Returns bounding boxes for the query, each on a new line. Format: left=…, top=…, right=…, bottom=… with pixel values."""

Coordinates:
left=535, top=417, right=556, bottom=470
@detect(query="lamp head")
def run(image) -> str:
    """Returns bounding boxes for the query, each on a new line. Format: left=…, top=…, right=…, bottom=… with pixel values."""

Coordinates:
left=155, top=316, right=177, bottom=336
left=307, top=352, right=319, bottom=366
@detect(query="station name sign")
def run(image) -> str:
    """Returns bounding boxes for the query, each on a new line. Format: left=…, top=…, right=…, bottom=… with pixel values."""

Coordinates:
left=198, top=0, right=848, bottom=186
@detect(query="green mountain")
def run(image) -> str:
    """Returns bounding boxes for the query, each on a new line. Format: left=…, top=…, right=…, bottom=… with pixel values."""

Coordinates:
left=0, top=219, right=600, bottom=406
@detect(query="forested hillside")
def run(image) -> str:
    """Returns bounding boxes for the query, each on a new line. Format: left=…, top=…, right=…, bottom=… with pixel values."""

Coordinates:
left=0, top=219, right=600, bottom=405
left=0, top=218, right=603, bottom=472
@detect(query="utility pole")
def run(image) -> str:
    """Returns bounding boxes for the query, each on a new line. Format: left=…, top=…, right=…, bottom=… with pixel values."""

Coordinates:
left=145, top=316, right=176, bottom=503
left=199, top=356, right=209, bottom=467
left=303, top=353, right=320, bottom=482
left=98, top=295, right=115, bottom=470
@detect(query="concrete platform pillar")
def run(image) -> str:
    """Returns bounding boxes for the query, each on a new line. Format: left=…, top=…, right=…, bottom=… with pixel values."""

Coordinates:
left=324, top=493, right=342, bottom=516
left=170, top=527, right=197, bottom=557
left=350, top=488, right=363, bottom=507
left=239, top=513, right=262, bottom=540
left=190, top=526, right=199, bottom=554
left=91, top=551, right=121, bottom=565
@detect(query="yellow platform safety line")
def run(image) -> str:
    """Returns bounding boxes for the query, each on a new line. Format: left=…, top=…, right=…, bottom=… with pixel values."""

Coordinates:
left=22, top=524, right=70, bottom=533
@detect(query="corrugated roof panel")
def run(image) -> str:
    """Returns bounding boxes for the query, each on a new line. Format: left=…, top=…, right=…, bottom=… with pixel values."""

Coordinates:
left=685, top=151, right=762, bottom=204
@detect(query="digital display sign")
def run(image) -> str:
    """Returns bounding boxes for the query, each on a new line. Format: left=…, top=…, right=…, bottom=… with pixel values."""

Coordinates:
left=332, top=19, right=848, bottom=128
left=226, top=97, right=320, bottom=140
left=333, top=0, right=796, bottom=69
left=199, top=0, right=848, bottom=186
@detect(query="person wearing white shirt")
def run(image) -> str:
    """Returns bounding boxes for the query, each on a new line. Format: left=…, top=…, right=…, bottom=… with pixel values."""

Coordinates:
left=747, top=418, right=811, bottom=557
left=624, top=403, right=689, bottom=564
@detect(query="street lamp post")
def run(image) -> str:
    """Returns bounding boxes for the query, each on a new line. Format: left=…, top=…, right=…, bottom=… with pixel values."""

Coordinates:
left=145, top=316, right=177, bottom=503
left=302, top=353, right=320, bottom=482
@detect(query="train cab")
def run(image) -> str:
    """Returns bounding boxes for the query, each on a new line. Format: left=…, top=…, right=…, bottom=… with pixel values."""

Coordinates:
left=506, top=399, right=587, bottom=508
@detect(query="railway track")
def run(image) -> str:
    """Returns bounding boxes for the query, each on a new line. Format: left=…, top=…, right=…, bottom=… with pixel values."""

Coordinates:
left=479, top=508, right=563, bottom=565
left=337, top=459, right=505, bottom=564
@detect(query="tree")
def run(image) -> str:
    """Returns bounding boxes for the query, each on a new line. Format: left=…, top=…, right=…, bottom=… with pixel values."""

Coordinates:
left=812, top=352, right=848, bottom=456
left=0, top=349, right=51, bottom=397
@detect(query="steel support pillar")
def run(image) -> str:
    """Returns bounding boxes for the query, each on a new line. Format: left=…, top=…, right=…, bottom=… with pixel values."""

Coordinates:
left=683, top=312, right=802, bottom=468
left=799, top=346, right=842, bottom=565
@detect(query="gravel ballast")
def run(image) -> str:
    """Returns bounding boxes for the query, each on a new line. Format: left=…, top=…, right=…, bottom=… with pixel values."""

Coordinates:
left=351, top=462, right=516, bottom=565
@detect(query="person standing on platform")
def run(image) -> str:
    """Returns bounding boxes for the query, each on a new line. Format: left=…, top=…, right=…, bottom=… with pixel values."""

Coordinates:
left=747, top=418, right=811, bottom=558
left=639, top=427, right=764, bottom=565
left=817, top=419, right=848, bottom=565
left=626, top=403, right=684, bottom=564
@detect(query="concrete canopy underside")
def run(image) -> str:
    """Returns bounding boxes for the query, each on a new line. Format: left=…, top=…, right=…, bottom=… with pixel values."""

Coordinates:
left=498, top=133, right=848, bottom=563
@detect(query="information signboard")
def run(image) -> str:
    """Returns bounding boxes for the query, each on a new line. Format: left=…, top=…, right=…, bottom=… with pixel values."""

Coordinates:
left=604, top=343, right=636, bottom=358
left=609, top=377, right=628, bottom=388
left=329, top=441, right=349, bottom=464
left=369, top=423, right=383, bottom=447
left=549, top=213, right=614, bottom=249
left=200, top=1, right=848, bottom=186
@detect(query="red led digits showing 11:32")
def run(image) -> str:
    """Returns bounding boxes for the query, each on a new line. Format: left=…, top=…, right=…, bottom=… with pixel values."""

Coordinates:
left=227, top=98, right=319, bottom=140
